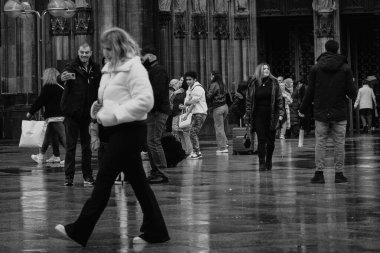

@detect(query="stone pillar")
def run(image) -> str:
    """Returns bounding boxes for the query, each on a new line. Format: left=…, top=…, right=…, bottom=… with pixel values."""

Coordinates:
left=248, top=0, right=258, bottom=76
left=125, top=0, right=144, bottom=45
left=312, top=0, right=340, bottom=58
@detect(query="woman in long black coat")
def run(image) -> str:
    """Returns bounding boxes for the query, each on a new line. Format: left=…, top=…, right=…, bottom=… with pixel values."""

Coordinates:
left=245, top=63, right=284, bottom=171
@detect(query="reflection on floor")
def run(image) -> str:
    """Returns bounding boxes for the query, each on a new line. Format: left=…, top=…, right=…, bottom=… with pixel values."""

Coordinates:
left=0, top=135, right=380, bottom=252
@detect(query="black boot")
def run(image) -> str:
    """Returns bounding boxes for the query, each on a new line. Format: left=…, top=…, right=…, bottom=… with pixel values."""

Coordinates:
left=259, top=158, right=266, bottom=171
left=265, top=144, right=274, bottom=171
left=310, top=171, right=325, bottom=184
left=265, top=158, right=272, bottom=170
left=335, top=172, right=348, bottom=183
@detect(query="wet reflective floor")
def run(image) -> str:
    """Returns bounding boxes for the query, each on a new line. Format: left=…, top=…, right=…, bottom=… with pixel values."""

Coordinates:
left=0, top=135, right=380, bottom=252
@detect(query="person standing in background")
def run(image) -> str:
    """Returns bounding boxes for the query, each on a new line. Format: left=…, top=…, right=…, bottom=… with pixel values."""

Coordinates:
left=299, top=39, right=357, bottom=184
left=141, top=45, right=170, bottom=184
left=171, top=78, right=193, bottom=156
left=207, top=70, right=229, bottom=153
left=182, top=71, right=208, bottom=159
left=354, top=77, right=377, bottom=133
left=59, top=42, right=101, bottom=186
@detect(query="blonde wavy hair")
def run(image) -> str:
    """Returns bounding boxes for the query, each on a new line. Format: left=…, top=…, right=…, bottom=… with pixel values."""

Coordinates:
left=42, top=68, right=60, bottom=85
left=100, top=27, right=140, bottom=68
left=253, top=63, right=276, bottom=86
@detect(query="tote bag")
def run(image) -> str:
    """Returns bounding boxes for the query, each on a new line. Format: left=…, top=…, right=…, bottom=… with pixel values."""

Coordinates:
left=19, top=120, right=47, bottom=148
left=179, top=108, right=192, bottom=129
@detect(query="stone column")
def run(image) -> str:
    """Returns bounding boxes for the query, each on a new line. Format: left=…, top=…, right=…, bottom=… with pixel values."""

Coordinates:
left=248, top=0, right=258, bottom=77
left=312, top=0, right=340, bottom=58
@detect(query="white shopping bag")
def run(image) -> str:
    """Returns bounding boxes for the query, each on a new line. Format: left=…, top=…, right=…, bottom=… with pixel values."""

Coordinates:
left=298, top=128, right=304, bottom=147
left=19, top=120, right=47, bottom=148
left=179, top=108, right=192, bottom=129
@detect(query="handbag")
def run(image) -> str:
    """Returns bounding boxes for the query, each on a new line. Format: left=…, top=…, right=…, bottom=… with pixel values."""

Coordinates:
left=19, top=120, right=47, bottom=148
left=179, top=107, right=192, bottom=129
left=243, top=133, right=251, bottom=148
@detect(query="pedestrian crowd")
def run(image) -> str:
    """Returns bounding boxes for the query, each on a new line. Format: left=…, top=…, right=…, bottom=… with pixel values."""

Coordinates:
left=24, top=32, right=379, bottom=248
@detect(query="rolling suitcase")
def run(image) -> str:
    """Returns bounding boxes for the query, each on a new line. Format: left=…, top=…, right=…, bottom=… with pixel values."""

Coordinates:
left=161, top=132, right=186, bottom=167
left=232, top=120, right=253, bottom=155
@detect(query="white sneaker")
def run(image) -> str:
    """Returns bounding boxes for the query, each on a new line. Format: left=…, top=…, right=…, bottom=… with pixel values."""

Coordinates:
left=46, top=155, right=61, bottom=163
left=279, top=135, right=285, bottom=139
left=54, top=224, right=70, bottom=240
left=31, top=153, right=44, bottom=164
left=133, top=236, right=148, bottom=244
left=216, top=148, right=229, bottom=154
left=188, top=152, right=202, bottom=159
left=141, top=151, right=149, bottom=161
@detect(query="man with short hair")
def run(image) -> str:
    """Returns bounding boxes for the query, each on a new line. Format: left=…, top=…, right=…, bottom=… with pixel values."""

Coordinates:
left=60, top=42, right=101, bottom=186
left=299, top=39, right=357, bottom=184
left=141, top=45, right=170, bottom=184
left=182, top=71, right=208, bottom=159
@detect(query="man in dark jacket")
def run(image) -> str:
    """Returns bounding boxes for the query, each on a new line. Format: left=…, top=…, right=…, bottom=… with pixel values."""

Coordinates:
left=299, top=40, right=357, bottom=184
left=141, top=45, right=170, bottom=184
left=60, top=42, right=101, bottom=186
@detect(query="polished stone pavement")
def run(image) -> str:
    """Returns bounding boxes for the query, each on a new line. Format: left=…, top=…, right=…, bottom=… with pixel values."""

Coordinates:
left=0, top=134, right=380, bottom=253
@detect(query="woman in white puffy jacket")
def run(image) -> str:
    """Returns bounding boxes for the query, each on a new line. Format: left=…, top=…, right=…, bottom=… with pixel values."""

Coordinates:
left=55, top=27, right=169, bottom=247
left=354, top=79, right=377, bottom=133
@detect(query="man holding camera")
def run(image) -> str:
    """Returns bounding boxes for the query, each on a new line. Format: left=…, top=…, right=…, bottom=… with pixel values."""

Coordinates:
left=60, top=42, right=101, bottom=186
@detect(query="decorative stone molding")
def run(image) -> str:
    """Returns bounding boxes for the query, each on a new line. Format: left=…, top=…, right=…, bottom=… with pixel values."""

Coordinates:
left=234, top=15, right=249, bottom=40
left=50, top=17, right=71, bottom=36
left=174, top=12, right=186, bottom=39
left=159, top=11, right=172, bottom=28
left=191, top=13, right=207, bottom=39
left=73, top=7, right=93, bottom=35
left=312, top=0, right=336, bottom=38
left=213, top=13, right=229, bottom=40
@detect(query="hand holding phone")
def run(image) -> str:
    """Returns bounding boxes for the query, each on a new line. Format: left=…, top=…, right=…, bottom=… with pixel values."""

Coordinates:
left=68, top=73, right=76, bottom=80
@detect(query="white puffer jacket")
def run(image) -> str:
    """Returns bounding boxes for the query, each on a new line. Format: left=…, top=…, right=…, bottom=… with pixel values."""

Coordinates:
left=93, top=56, right=154, bottom=126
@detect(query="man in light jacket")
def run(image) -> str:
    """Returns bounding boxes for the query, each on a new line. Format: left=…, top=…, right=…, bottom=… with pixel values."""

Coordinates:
left=182, top=71, right=208, bottom=159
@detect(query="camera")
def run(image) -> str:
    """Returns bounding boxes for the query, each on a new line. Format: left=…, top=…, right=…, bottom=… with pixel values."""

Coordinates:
left=69, top=73, right=76, bottom=79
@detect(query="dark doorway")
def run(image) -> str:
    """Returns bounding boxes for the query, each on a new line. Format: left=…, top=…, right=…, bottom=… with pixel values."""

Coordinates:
left=257, top=17, right=314, bottom=82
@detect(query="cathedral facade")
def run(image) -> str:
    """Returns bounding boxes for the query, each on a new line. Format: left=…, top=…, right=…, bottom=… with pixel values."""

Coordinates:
left=1, top=0, right=380, bottom=138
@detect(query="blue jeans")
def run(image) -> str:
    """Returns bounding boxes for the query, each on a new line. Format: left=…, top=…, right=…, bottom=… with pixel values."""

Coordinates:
left=147, top=111, right=168, bottom=172
left=315, top=120, right=347, bottom=173
left=212, top=104, right=229, bottom=150
left=41, top=122, right=66, bottom=156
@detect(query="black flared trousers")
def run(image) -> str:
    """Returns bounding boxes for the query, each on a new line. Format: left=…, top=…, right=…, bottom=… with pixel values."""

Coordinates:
left=65, top=121, right=169, bottom=246
left=254, top=106, right=276, bottom=163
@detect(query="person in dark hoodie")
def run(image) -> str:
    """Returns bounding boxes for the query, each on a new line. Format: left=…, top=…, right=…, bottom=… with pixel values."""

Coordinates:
left=59, top=42, right=101, bottom=186
left=141, top=45, right=170, bottom=184
left=299, top=39, right=357, bottom=184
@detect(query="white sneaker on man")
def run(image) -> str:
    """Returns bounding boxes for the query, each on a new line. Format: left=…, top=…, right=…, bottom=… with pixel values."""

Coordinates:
left=31, top=153, right=44, bottom=164
left=216, top=148, right=229, bottom=154
left=46, top=155, right=61, bottom=163
left=141, top=151, right=149, bottom=161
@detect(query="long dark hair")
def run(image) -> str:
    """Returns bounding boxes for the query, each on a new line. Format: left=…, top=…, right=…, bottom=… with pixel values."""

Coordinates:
left=211, top=70, right=225, bottom=94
